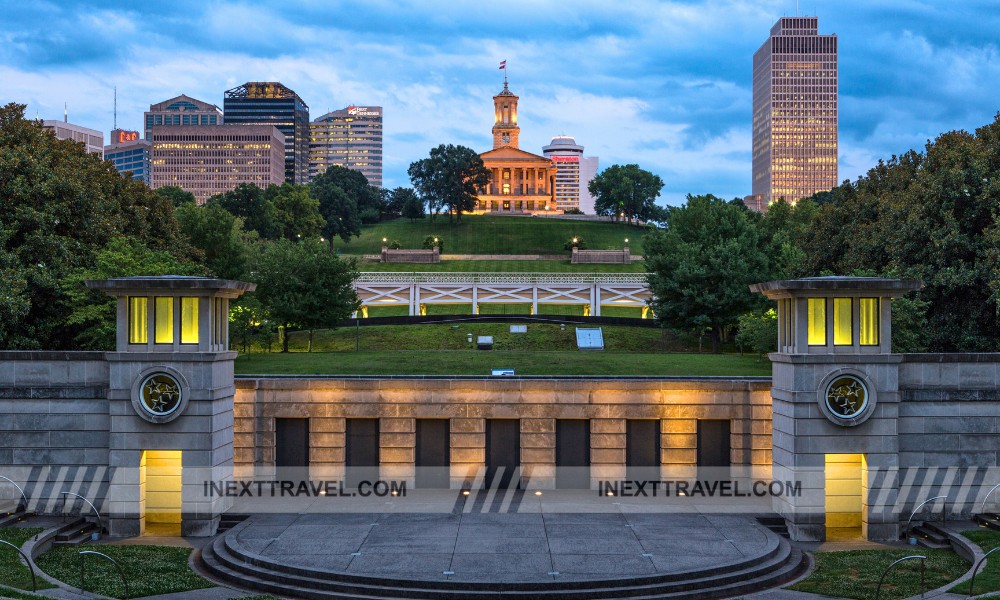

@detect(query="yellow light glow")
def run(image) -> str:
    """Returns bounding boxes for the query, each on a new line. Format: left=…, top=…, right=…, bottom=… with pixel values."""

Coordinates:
left=833, top=298, right=852, bottom=345
left=807, top=298, right=826, bottom=346
left=825, top=453, right=863, bottom=540
left=129, top=297, right=148, bottom=344
left=143, top=450, right=182, bottom=530
left=181, top=297, right=198, bottom=344
left=155, top=297, right=174, bottom=344
left=860, top=298, right=879, bottom=346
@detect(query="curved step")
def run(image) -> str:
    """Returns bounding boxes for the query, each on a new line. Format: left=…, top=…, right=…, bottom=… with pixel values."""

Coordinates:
left=198, top=523, right=807, bottom=600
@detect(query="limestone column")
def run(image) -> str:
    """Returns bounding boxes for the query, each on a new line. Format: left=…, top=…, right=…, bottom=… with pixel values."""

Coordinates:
left=521, top=419, right=555, bottom=489
left=590, top=419, right=626, bottom=488
left=379, top=418, right=415, bottom=486
left=450, top=418, right=485, bottom=488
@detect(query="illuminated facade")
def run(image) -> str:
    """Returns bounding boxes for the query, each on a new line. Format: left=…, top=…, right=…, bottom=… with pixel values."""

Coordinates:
left=105, top=129, right=151, bottom=186
left=476, top=81, right=555, bottom=213
left=309, top=106, right=383, bottom=187
left=144, top=95, right=223, bottom=141
left=149, top=125, right=285, bottom=203
left=752, top=16, right=837, bottom=205
left=542, top=136, right=599, bottom=213
left=42, top=120, right=104, bottom=157
left=224, top=82, right=310, bottom=185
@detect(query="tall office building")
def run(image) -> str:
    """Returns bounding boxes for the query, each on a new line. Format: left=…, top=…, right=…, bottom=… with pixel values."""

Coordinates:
left=42, top=119, right=103, bottom=157
left=150, top=125, right=285, bottom=203
left=541, top=136, right=599, bottom=213
left=224, top=82, right=310, bottom=185
left=309, top=106, right=383, bottom=187
left=144, top=95, right=223, bottom=140
left=105, top=129, right=151, bottom=186
left=752, top=16, right=838, bottom=206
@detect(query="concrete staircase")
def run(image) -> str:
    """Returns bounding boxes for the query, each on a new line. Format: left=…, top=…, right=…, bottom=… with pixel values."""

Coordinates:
left=198, top=526, right=808, bottom=600
left=51, top=517, right=100, bottom=546
left=909, top=521, right=952, bottom=550
left=0, top=509, right=35, bottom=527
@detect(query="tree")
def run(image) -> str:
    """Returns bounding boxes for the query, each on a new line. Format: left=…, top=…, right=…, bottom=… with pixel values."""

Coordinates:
left=589, top=164, right=665, bottom=224
left=264, top=183, right=325, bottom=241
left=644, top=194, right=773, bottom=353
left=401, top=189, right=426, bottom=222
left=735, top=309, right=778, bottom=357
left=175, top=203, right=256, bottom=280
left=252, top=239, right=360, bottom=352
left=155, top=185, right=196, bottom=207
left=408, top=144, right=490, bottom=224
left=311, top=171, right=362, bottom=247
left=0, top=102, right=189, bottom=349
left=384, top=187, right=417, bottom=217
left=64, top=237, right=203, bottom=349
left=211, top=183, right=280, bottom=239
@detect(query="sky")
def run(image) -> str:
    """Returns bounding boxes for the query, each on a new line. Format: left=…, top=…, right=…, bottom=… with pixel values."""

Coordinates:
left=2, top=0, right=999, bottom=206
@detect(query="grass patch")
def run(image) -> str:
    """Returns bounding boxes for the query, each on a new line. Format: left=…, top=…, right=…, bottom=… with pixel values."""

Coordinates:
left=36, top=544, right=212, bottom=598
left=949, top=528, right=1000, bottom=595
left=333, top=214, right=650, bottom=255
left=357, top=259, right=646, bottom=272
left=0, top=528, right=52, bottom=591
left=789, top=548, right=968, bottom=599
left=235, top=350, right=771, bottom=376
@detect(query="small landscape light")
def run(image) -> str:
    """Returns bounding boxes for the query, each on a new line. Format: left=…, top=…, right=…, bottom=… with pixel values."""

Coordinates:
left=383, top=237, right=387, bottom=243
left=625, top=238, right=629, bottom=244
left=462, top=490, right=471, bottom=496
left=606, top=490, right=615, bottom=496
left=572, top=237, right=577, bottom=244
left=534, top=490, right=543, bottom=496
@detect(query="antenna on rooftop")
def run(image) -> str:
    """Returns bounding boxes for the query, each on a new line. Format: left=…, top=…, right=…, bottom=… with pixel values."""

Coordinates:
left=114, top=86, right=117, bottom=130
left=64, top=103, right=68, bottom=123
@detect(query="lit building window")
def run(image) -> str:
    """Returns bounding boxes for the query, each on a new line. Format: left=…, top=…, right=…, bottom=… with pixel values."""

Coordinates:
left=859, top=298, right=879, bottom=346
left=833, top=298, right=852, bottom=345
left=181, top=297, right=199, bottom=344
left=155, top=297, right=174, bottom=344
left=129, top=297, right=148, bottom=344
left=807, top=298, right=826, bottom=345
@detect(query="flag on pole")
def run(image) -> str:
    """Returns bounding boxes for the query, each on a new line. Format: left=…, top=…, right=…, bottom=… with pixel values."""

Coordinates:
left=499, top=60, right=506, bottom=70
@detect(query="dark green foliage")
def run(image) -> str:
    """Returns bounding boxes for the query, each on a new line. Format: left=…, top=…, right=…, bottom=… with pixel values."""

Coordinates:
left=564, top=236, right=586, bottom=250
left=252, top=239, right=360, bottom=352
left=589, top=164, right=665, bottom=224
left=735, top=309, right=778, bottom=357
left=155, top=185, right=196, bottom=207
left=265, top=183, right=325, bottom=241
left=0, top=102, right=189, bottom=349
left=175, top=203, right=255, bottom=280
left=408, top=144, right=491, bottom=224
left=311, top=168, right=363, bottom=245
left=211, top=183, right=279, bottom=239
left=644, top=194, right=774, bottom=352
left=801, top=114, right=1000, bottom=351
left=401, top=190, right=426, bottom=222
left=422, top=235, right=444, bottom=253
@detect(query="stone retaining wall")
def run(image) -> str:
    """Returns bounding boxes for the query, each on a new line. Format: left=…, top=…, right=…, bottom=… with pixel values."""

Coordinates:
left=571, top=247, right=631, bottom=264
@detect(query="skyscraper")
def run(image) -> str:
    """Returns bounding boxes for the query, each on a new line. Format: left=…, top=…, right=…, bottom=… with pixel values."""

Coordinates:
left=752, top=16, right=838, bottom=206
left=541, top=136, right=599, bottom=213
left=224, top=82, right=310, bottom=185
left=105, top=129, right=151, bottom=186
left=309, top=106, right=383, bottom=187
left=144, top=94, right=223, bottom=140
left=42, top=119, right=103, bottom=157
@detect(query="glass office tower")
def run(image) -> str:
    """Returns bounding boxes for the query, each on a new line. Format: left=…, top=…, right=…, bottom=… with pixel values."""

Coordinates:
left=224, top=82, right=310, bottom=185
left=309, top=106, right=383, bottom=187
left=752, top=17, right=838, bottom=205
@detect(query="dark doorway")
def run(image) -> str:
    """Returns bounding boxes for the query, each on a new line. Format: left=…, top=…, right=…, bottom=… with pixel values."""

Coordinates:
left=275, top=418, right=309, bottom=468
left=346, top=418, right=380, bottom=486
left=626, top=419, right=660, bottom=482
left=485, top=419, right=520, bottom=489
left=416, top=419, right=450, bottom=488
left=696, top=420, right=732, bottom=472
left=556, top=419, right=591, bottom=489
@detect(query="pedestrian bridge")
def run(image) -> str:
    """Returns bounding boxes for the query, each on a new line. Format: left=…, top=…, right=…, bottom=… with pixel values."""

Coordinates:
left=353, top=272, right=652, bottom=317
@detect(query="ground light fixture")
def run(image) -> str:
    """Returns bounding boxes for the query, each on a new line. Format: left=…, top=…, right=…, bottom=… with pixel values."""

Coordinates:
left=534, top=491, right=543, bottom=496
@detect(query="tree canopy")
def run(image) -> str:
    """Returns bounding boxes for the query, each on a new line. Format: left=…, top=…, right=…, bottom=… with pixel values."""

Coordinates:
left=408, top=144, right=491, bottom=224
left=589, top=164, right=665, bottom=224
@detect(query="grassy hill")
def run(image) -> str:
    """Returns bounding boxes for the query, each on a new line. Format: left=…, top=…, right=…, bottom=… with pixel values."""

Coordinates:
left=333, top=215, right=651, bottom=255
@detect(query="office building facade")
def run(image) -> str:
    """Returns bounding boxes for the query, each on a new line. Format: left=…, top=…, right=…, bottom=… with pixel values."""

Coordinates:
left=309, top=106, right=383, bottom=187
left=224, top=82, right=310, bottom=185
left=541, top=136, right=599, bottom=213
left=150, top=125, right=285, bottom=203
left=105, top=129, right=152, bottom=186
left=144, top=95, right=223, bottom=141
left=752, top=16, right=838, bottom=205
left=579, top=156, right=599, bottom=214
left=42, top=120, right=104, bottom=157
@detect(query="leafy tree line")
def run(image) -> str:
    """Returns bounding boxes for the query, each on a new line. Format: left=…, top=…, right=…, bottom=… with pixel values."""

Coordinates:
left=0, top=103, right=360, bottom=352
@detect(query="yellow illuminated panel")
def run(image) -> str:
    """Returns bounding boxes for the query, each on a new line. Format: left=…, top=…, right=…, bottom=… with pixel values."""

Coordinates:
left=860, top=298, right=879, bottom=346
left=826, top=453, right=863, bottom=540
left=180, top=297, right=199, bottom=344
left=129, top=297, right=148, bottom=344
left=833, top=298, right=852, bottom=345
left=155, top=297, right=174, bottom=344
left=807, top=298, right=826, bottom=346
left=142, top=450, right=182, bottom=531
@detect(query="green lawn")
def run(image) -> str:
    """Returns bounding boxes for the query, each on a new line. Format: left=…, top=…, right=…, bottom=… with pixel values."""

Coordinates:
left=950, top=528, right=1000, bottom=595
left=36, top=544, right=213, bottom=599
left=789, top=548, right=969, bottom=600
left=356, top=259, right=646, bottom=272
left=332, top=214, right=650, bottom=255
left=0, top=528, right=52, bottom=592
left=235, top=351, right=770, bottom=376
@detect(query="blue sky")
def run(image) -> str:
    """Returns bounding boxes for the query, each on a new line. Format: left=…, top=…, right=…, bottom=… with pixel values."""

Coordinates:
left=2, top=0, right=998, bottom=205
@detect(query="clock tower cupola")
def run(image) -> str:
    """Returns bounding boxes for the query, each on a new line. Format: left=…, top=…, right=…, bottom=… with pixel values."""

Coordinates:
left=492, top=78, right=519, bottom=150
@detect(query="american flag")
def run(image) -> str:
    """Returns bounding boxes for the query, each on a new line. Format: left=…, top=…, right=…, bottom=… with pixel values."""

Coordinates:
left=499, top=60, right=506, bottom=70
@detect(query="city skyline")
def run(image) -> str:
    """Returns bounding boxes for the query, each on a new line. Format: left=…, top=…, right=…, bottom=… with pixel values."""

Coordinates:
left=2, top=1, right=998, bottom=205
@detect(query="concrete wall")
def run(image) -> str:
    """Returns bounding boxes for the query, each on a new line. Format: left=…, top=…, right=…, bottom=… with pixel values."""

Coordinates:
left=382, top=248, right=440, bottom=263
left=571, top=248, right=631, bottom=264
left=233, top=377, right=774, bottom=487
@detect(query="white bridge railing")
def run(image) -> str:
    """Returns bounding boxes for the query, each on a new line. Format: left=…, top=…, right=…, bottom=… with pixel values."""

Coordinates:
left=356, top=272, right=648, bottom=285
